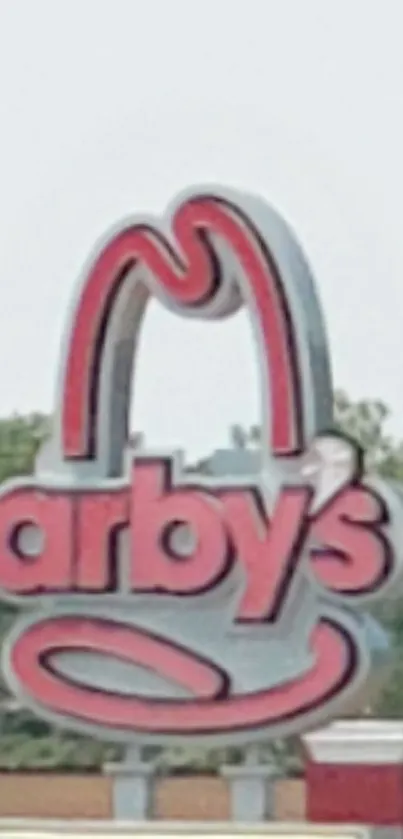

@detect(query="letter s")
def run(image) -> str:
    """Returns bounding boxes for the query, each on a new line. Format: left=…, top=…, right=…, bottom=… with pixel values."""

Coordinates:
left=310, top=485, right=391, bottom=597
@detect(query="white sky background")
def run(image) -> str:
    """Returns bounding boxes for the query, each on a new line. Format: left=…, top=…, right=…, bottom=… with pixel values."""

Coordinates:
left=0, top=0, right=402, bottom=460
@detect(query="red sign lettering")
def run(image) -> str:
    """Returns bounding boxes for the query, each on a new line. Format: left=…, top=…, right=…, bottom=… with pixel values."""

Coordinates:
left=0, top=458, right=394, bottom=610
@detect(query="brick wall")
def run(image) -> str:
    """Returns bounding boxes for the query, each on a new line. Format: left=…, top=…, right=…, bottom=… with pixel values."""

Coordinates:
left=274, top=779, right=306, bottom=821
left=154, top=777, right=230, bottom=821
left=0, top=774, right=112, bottom=819
left=0, top=774, right=306, bottom=821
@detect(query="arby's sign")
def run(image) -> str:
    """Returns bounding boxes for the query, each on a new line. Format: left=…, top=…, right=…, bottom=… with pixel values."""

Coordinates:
left=0, top=186, right=402, bottom=745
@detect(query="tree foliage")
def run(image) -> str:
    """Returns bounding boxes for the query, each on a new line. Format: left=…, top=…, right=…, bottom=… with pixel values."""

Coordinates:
left=333, top=390, right=403, bottom=480
left=0, top=413, right=49, bottom=484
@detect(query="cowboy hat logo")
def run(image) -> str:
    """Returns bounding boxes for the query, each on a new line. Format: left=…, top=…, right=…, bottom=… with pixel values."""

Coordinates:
left=0, top=187, right=402, bottom=746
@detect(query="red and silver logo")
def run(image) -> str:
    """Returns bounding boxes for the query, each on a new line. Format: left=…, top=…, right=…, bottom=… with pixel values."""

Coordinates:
left=0, top=187, right=401, bottom=745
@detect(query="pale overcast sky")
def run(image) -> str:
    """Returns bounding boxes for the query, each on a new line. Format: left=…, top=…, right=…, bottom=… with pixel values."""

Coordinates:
left=0, top=0, right=402, bottom=459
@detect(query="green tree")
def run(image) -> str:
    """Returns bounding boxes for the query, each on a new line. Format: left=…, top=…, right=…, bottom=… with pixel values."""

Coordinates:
left=0, top=413, right=50, bottom=483
left=333, top=389, right=403, bottom=480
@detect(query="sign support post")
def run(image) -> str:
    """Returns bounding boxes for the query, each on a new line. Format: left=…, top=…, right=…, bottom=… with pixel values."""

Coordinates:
left=221, top=746, right=278, bottom=821
left=104, top=746, right=155, bottom=820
